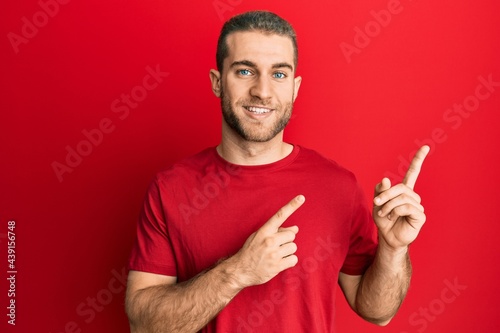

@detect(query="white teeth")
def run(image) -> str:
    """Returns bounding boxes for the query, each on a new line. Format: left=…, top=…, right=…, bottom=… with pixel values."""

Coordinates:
left=247, top=106, right=271, bottom=114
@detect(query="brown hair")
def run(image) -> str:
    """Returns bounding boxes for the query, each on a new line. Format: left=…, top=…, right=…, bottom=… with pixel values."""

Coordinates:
left=216, top=11, right=298, bottom=73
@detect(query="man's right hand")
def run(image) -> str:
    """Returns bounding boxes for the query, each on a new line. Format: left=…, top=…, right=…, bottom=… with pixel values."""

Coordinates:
left=230, top=195, right=305, bottom=288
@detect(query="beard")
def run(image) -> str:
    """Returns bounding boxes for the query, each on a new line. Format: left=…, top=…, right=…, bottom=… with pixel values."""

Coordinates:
left=220, top=89, right=295, bottom=142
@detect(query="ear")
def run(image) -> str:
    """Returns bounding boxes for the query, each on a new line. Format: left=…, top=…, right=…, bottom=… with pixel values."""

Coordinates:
left=292, top=76, right=302, bottom=102
left=209, top=69, right=222, bottom=97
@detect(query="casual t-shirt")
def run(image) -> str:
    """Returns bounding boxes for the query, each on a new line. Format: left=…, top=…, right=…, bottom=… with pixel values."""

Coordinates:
left=128, top=145, right=378, bottom=332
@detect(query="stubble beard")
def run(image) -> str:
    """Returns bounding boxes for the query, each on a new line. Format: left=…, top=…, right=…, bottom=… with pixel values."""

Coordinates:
left=220, top=89, right=295, bottom=143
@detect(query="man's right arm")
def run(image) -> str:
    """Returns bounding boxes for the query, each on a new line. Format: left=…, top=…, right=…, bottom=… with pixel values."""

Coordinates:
left=125, top=195, right=305, bottom=333
left=126, top=260, right=242, bottom=333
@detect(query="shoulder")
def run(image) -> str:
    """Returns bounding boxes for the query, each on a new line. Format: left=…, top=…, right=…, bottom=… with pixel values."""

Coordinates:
left=153, top=147, right=218, bottom=186
left=295, top=145, right=358, bottom=184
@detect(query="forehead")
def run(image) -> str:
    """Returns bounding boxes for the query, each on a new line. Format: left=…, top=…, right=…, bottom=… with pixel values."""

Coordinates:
left=224, top=31, right=295, bottom=70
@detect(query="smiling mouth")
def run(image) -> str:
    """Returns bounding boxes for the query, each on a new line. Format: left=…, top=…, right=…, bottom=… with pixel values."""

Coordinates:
left=244, top=106, right=273, bottom=114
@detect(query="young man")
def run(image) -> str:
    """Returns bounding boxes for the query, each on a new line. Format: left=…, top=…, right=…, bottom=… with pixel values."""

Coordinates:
left=125, top=11, right=429, bottom=333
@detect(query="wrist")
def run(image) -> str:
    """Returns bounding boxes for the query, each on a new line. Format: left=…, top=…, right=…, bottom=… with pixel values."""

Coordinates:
left=376, top=238, right=409, bottom=268
left=218, top=254, right=247, bottom=291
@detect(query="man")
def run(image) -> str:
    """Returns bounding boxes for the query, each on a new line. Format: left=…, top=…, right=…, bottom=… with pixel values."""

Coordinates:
left=125, top=10, right=429, bottom=333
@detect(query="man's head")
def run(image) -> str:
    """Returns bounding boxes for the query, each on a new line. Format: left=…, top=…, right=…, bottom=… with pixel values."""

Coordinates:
left=210, top=11, right=302, bottom=143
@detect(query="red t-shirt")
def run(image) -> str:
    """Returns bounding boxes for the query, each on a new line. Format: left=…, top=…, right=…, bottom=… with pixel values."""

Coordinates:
left=128, top=145, right=377, bottom=332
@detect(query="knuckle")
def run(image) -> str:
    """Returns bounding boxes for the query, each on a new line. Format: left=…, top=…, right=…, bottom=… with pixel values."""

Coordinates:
left=402, top=203, right=414, bottom=213
left=275, top=208, right=285, bottom=220
left=285, top=230, right=296, bottom=241
left=403, top=193, right=414, bottom=203
left=392, top=205, right=404, bottom=215
left=264, top=237, right=275, bottom=248
left=269, top=252, right=279, bottom=261
left=397, top=184, right=407, bottom=192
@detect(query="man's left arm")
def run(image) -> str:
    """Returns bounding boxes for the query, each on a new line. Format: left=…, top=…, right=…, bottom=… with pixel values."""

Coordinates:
left=339, top=145, right=430, bottom=325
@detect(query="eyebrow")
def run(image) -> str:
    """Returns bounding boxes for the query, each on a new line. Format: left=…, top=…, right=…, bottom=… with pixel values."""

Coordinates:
left=230, top=60, right=294, bottom=72
left=272, top=62, right=294, bottom=72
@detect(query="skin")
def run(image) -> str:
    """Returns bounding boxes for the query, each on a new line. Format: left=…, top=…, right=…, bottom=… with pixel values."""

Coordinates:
left=125, top=30, right=430, bottom=332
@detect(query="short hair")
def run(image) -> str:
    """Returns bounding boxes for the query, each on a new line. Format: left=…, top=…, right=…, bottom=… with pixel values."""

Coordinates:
left=216, top=11, right=298, bottom=73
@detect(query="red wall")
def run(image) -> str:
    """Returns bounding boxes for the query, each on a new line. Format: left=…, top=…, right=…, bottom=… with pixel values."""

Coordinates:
left=2, top=0, right=499, bottom=332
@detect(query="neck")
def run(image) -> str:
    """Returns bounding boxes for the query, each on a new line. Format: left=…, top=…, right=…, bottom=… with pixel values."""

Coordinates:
left=217, top=126, right=293, bottom=166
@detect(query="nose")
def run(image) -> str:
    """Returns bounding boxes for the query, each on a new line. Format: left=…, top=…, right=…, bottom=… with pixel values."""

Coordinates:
left=250, top=75, right=272, bottom=100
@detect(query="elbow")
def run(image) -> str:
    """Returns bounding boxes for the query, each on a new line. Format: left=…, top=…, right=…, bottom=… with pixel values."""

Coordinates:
left=353, top=295, right=398, bottom=326
left=125, top=291, right=143, bottom=331
left=374, top=318, right=392, bottom=326
left=355, top=307, right=395, bottom=327
left=360, top=313, right=394, bottom=326
left=126, top=304, right=144, bottom=333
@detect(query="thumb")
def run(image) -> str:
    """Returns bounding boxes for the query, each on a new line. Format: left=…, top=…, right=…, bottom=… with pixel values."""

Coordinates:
left=374, top=177, right=391, bottom=200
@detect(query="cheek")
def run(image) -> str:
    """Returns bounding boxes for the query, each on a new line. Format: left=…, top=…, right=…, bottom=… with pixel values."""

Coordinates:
left=223, top=82, right=245, bottom=102
left=277, top=83, right=296, bottom=100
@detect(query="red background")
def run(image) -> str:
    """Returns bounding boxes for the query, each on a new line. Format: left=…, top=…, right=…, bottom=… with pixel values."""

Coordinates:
left=1, top=0, right=500, bottom=332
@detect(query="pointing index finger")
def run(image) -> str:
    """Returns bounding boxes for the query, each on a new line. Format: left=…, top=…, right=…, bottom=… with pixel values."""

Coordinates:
left=403, top=145, right=430, bottom=190
left=262, top=195, right=305, bottom=233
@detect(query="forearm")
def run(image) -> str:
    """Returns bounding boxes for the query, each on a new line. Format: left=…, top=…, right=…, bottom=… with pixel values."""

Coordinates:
left=355, top=242, right=412, bottom=325
left=126, top=258, right=242, bottom=333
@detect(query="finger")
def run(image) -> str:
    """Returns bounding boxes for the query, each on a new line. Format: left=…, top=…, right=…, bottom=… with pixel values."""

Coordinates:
left=377, top=194, right=424, bottom=219
left=272, top=228, right=298, bottom=247
left=277, top=242, right=298, bottom=259
left=261, top=195, right=305, bottom=233
left=279, top=255, right=298, bottom=270
left=374, top=183, right=422, bottom=207
left=374, top=177, right=391, bottom=199
left=403, top=145, right=430, bottom=190
left=390, top=205, right=427, bottom=226
left=278, top=225, right=299, bottom=235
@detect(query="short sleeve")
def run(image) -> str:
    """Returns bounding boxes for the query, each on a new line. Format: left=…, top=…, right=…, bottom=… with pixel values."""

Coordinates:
left=340, top=181, right=378, bottom=275
left=127, top=176, right=178, bottom=276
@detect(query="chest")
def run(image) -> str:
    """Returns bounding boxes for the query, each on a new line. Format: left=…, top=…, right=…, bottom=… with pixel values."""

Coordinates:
left=164, top=173, right=354, bottom=281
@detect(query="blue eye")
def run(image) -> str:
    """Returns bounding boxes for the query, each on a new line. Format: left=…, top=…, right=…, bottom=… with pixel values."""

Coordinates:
left=238, top=69, right=251, bottom=76
left=273, top=72, right=286, bottom=79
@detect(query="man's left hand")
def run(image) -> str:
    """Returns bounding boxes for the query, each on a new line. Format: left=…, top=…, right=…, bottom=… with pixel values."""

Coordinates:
left=373, top=145, right=430, bottom=251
